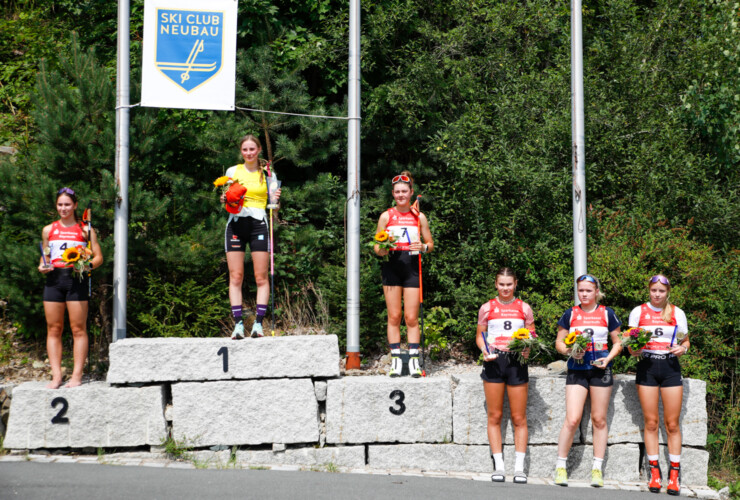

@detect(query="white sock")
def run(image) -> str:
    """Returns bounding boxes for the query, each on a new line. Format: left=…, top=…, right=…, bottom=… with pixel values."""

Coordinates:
left=592, top=457, right=603, bottom=472
left=515, top=452, right=526, bottom=472
left=492, top=453, right=504, bottom=471
left=647, top=454, right=659, bottom=463
left=556, top=457, right=567, bottom=469
left=669, top=454, right=680, bottom=464
left=391, top=349, right=401, bottom=356
left=409, top=349, right=419, bottom=356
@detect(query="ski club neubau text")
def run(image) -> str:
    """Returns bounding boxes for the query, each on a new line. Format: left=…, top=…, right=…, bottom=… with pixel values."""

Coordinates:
left=159, top=12, right=221, bottom=37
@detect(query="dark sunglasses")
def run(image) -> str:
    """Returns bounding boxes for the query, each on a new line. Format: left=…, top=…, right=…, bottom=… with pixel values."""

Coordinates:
left=649, top=275, right=670, bottom=286
left=57, top=187, right=76, bottom=196
left=392, top=175, right=410, bottom=185
left=576, top=274, right=597, bottom=284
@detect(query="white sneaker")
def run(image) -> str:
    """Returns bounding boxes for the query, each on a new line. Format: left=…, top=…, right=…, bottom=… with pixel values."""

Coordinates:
left=231, top=320, right=245, bottom=340
left=389, top=356, right=402, bottom=377
left=250, top=322, right=264, bottom=338
left=409, top=356, right=422, bottom=378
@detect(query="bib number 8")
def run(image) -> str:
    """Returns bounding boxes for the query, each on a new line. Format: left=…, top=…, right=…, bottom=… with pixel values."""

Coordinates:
left=503, top=321, right=511, bottom=330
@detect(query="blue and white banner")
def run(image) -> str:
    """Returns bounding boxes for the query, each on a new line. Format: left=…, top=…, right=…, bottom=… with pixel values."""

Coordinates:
left=141, top=0, right=237, bottom=110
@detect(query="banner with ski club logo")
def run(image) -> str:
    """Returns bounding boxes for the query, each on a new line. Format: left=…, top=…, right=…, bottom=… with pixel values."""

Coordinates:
left=141, top=0, right=237, bottom=110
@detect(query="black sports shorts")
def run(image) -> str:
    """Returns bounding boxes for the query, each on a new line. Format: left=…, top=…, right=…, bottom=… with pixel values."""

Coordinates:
left=481, top=351, right=529, bottom=385
left=225, top=216, right=269, bottom=253
left=381, top=251, right=419, bottom=288
left=43, top=268, right=89, bottom=302
left=636, top=354, right=683, bottom=387
left=566, top=367, right=614, bottom=388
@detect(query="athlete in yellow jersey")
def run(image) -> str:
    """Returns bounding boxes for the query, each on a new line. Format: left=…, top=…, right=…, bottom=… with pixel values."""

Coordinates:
left=220, top=135, right=281, bottom=338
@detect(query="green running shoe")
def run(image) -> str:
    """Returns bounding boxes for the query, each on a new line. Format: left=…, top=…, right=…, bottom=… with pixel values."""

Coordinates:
left=591, top=469, right=604, bottom=488
left=231, top=320, right=245, bottom=340
left=554, top=467, right=568, bottom=486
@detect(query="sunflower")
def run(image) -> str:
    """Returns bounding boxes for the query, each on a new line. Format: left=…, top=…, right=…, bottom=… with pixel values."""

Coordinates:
left=213, top=176, right=231, bottom=187
left=512, top=328, right=531, bottom=340
left=564, top=331, right=578, bottom=346
left=374, top=230, right=390, bottom=242
left=62, top=247, right=81, bottom=263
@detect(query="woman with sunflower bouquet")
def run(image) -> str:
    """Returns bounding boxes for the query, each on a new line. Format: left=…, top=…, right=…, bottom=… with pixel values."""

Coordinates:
left=553, top=274, right=622, bottom=488
left=475, top=267, right=536, bottom=484
left=220, top=134, right=281, bottom=339
left=373, top=171, right=433, bottom=378
left=38, top=187, right=103, bottom=389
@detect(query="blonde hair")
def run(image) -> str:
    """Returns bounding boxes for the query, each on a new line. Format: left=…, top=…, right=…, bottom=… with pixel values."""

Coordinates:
left=239, top=134, right=267, bottom=185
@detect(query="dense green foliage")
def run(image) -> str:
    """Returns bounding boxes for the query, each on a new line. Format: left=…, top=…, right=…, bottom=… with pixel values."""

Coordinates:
left=0, top=0, right=738, bottom=468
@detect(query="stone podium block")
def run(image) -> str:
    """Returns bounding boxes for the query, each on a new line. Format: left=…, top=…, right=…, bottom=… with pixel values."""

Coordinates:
left=326, top=377, right=452, bottom=444
left=171, top=379, right=319, bottom=446
left=452, top=374, right=578, bottom=445
left=3, top=382, right=166, bottom=449
left=107, top=335, right=340, bottom=384
left=367, top=443, right=640, bottom=480
left=581, top=377, right=707, bottom=446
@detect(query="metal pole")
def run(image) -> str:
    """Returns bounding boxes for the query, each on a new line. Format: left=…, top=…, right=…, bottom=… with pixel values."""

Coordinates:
left=571, top=0, right=587, bottom=304
left=345, top=0, right=361, bottom=370
left=113, top=0, right=130, bottom=342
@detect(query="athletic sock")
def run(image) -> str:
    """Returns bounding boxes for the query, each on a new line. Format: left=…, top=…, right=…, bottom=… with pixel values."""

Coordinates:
left=557, top=457, right=567, bottom=469
left=390, top=343, right=401, bottom=356
left=647, top=454, right=659, bottom=464
left=492, top=453, right=504, bottom=472
left=255, top=304, right=267, bottom=324
left=669, top=454, right=680, bottom=465
left=231, top=305, right=242, bottom=320
left=592, top=457, right=604, bottom=472
left=408, top=343, right=419, bottom=356
left=515, top=452, right=526, bottom=472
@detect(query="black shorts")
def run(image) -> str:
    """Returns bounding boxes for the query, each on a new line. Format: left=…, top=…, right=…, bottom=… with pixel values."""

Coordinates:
left=43, top=268, right=89, bottom=302
left=480, top=351, right=528, bottom=385
left=381, top=251, right=419, bottom=288
left=566, top=367, right=614, bottom=388
left=225, top=216, right=269, bottom=253
left=636, top=354, right=683, bottom=387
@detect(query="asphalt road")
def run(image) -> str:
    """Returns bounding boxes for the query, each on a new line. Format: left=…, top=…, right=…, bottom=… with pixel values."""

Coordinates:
left=0, top=462, right=657, bottom=500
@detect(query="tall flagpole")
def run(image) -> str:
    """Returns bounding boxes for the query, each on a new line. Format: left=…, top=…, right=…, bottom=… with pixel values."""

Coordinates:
left=345, top=0, right=362, bottom=370
left=113, top=0, right=130, bottom=342
left=571, top=0, right=587, bottom=304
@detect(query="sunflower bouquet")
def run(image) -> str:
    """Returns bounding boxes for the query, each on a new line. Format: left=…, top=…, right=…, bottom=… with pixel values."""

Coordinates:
left=213, top=175, right=233, bottom=194
left=621, top=327, right=651, bottom=352
left=367, top=229, right=397, bottom=252
left=62, top=245, right=93, bottom=281
left=564, top=329, right=591, bottom=364
left=507, top=328, right=550, bottom=364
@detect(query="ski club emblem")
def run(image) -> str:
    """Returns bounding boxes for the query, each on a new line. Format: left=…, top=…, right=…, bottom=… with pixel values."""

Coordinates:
left=155, top=9, right=223, bottom=92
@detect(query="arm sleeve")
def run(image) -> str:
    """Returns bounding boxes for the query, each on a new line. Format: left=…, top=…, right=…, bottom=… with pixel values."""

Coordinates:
left=605, top=307, right=622, bottom=331
left=627, top=306, right=642, bottom=328
left=557, top=309, right=572, bottom=330
left=674, top=307, right=689, bottom=334
left=521, top=302, right=536, bottom=335
left=224, top=166, right=236, bottom=177
left=477, top=303, right=490, bottom=326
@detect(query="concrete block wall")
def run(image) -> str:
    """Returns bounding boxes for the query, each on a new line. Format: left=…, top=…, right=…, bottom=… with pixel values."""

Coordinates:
left=2, top=336, right=710, bottom=486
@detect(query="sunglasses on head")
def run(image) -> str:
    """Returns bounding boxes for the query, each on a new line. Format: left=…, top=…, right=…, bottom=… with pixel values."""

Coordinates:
left=576, top=274, right=597, bottom=284
left=57, top=187, right=75, bottom=196
left=649, top=275, right=670, bottom=286
left=392, top=175, right=410, bottom=185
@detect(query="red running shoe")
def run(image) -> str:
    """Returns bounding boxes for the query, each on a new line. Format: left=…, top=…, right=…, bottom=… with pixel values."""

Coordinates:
left=666, top=462, right=681, bottom=496
left=648, top=461, right=662, bottom=493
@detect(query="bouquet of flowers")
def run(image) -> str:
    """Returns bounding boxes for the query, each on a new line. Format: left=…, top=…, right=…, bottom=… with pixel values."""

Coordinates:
left=507, top=328, right=550, bottom=364
left=62, top=245, right=93, bottom=281
left=564, top=329, right=591, bottom=364
left=621, top=327, right=652, bottom=352
left=367, top=229, right=396, bottom=252
left=213, top=175, right=233, bottom=194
